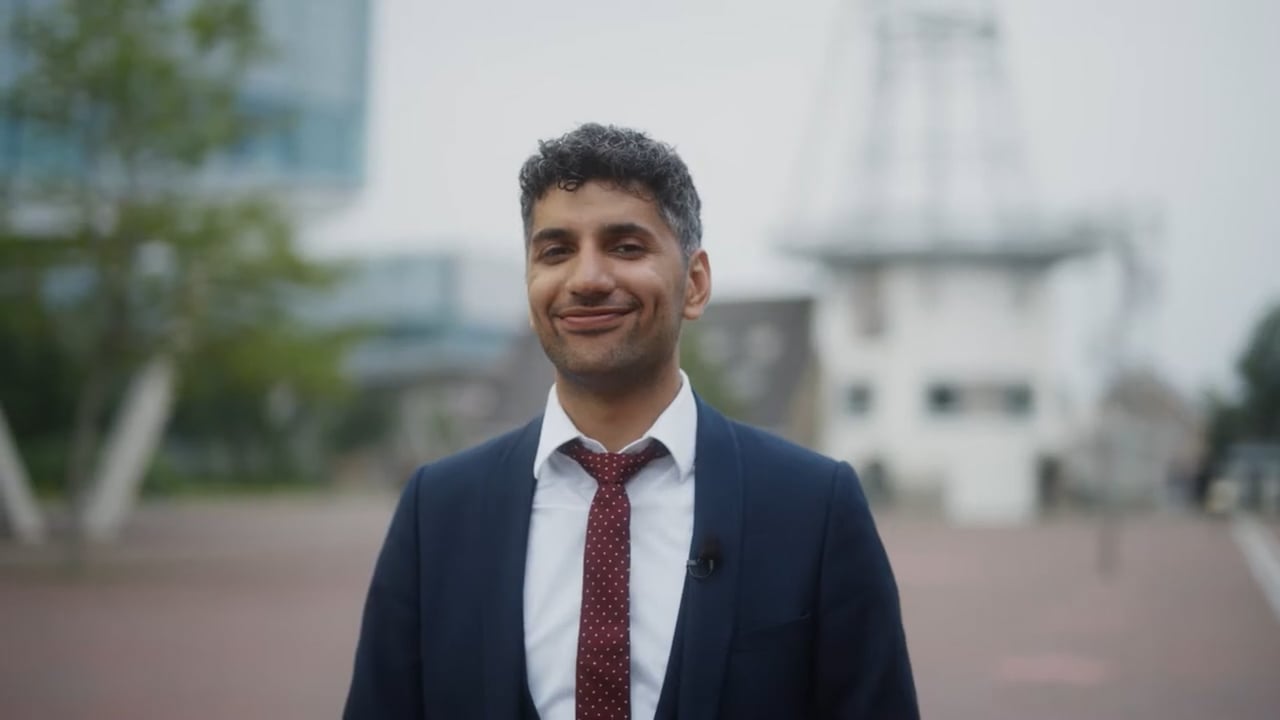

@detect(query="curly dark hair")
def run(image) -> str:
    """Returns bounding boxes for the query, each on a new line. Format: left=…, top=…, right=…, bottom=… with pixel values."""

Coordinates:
left=518, top=123, right=702, bottom=259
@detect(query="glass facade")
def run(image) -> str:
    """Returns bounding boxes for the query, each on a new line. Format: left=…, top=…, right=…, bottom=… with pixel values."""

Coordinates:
left=0, top=0, right=370, bottom=191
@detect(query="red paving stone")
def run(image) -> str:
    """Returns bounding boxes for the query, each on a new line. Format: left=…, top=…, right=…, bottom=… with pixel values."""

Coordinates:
left=879, top=513, right=1280, bottom=720
left=1, top=500, right=1278, bottom=719
left=0, top=499, right=387, bottom=720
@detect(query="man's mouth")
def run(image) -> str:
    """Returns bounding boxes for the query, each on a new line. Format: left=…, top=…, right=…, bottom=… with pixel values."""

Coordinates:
left=557, top=307, right=634, bottom=332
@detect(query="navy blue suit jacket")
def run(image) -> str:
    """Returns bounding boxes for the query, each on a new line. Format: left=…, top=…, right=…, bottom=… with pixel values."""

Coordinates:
left=344, top=399, right=918, bottom=719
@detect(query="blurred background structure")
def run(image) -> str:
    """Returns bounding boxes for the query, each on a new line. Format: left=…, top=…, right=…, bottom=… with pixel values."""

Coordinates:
left=787, top=0, right=1105, bottom=523
left=2, top=0, right=1279, bottom=718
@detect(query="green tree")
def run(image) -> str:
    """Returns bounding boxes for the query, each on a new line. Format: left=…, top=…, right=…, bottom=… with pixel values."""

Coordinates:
left=1235, top=301, right=1280, bottom=440
left=1200, top=300, right=1280, bottom=485
left=0, top=0, right=356, bottom=542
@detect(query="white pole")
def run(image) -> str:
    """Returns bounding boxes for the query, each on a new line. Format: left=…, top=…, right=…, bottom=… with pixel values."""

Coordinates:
left=0, top=404, right=47, bottom=544
left=82, top=355, right=177, bottom=542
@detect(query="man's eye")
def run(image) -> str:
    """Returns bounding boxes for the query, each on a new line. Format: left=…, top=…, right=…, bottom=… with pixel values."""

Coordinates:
left=616, top=243, right=644, bottom=255
left=540, top=245, right=571, bottom=259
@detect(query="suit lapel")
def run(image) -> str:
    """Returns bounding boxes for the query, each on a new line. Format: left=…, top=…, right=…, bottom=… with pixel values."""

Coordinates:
left=674, top=399, right=744, bottom=720
left=480, top=417, right=542, bottom=720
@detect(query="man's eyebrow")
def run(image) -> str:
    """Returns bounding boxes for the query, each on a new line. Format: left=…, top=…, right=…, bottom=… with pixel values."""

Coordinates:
left=530, top=227, right=574, bottom=245
left=598, top=222, right=656, bottom=240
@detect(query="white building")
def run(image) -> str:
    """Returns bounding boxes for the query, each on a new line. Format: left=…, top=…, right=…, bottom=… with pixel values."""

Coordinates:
left=788, top=0, right=1109, bottom=523
left=809, top=237, right=1092, bottom=524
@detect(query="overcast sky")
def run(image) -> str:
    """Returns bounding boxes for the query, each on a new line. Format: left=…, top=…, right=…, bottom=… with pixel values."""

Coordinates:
left=310, top=0, right=1280, bottom=403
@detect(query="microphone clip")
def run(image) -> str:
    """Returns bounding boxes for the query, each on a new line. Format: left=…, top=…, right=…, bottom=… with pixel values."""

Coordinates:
left=686, top=556, right=716, bottom=580
left=687, top=536, right=721, bottom=580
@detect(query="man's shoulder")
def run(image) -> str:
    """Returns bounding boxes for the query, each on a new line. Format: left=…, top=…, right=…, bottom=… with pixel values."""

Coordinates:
left=715, top=417, right=865, bottom=517
left=723, top=418, right=846, bottom=483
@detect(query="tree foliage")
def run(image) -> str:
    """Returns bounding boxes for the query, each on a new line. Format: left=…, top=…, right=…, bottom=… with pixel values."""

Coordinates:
left=0, top=0, right=360, bottom=498
left=1235, top=301, right=1280, bottom=440
left=1202, top=300, right=1280, bottom=475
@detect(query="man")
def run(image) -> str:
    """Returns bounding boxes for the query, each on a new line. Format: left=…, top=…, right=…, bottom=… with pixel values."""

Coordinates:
left=344, top=123, right=918, bottom=719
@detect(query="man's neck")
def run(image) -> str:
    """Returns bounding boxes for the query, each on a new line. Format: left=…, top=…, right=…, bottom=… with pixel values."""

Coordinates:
left=555, top=364, right=683, bottom=453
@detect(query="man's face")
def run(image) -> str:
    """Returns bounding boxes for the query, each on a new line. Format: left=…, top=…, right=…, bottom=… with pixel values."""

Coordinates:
left=526, top=180, right=711, bottom=391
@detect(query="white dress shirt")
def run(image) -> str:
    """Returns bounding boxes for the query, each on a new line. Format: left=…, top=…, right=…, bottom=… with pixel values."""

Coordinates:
left=524, top=372, right=697, bottom=720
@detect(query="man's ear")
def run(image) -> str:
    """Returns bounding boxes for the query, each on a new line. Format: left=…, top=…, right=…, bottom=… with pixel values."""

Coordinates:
left=683, top=249, right=712, bottom=321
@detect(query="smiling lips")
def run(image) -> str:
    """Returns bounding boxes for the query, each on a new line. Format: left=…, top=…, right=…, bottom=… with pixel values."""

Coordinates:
left=557, top=307, right=633, bottom=333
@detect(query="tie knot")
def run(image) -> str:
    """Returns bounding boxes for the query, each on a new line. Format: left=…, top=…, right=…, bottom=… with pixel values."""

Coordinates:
left=559, top=438, right=670, bottom=486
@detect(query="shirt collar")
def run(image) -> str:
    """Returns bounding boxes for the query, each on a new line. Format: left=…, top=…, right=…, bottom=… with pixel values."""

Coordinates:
left=533, top=370, right=697, bottom=483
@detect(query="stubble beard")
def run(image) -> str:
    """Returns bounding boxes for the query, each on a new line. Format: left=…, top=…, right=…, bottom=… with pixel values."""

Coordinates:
left=540, top=315, right=681, bottom=398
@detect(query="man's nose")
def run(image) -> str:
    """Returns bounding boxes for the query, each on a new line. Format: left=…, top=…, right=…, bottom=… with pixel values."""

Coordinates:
left=566, top=246, right=615, bottom=298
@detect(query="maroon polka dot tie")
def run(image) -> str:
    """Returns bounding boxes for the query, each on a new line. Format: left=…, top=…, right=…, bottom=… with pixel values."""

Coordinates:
left=560, top=438, right=670, bottom=720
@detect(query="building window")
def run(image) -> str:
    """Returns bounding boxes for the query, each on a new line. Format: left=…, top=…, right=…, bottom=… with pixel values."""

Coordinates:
left=1005, top=384, right=1034, bottom=416
left=926, top=383, right=961, bottom=415
left=923, top=381, right=1034, bottom=418
left=846, top=383, right=874, bottom=416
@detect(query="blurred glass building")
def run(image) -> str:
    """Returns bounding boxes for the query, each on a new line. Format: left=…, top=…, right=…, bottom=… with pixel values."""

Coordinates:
left=308, top=252, right=528, bottom=387
left=0, top=0, right=371, bottom=194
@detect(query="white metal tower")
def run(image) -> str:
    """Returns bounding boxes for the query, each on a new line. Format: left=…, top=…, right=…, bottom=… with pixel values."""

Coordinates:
left=788, top=0, right=1109, bottom=523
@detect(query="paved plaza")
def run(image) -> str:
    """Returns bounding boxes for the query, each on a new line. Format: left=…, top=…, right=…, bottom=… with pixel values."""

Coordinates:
left=2, top=498, right=1278, bottom=719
